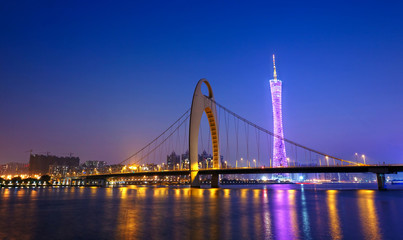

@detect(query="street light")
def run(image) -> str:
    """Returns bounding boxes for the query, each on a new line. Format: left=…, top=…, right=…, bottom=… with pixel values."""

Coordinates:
left=253, top=159, right=256, bottom=168
left=325, top=156, right=329, bottom=166
left=362, top=154, right=366, bottom=165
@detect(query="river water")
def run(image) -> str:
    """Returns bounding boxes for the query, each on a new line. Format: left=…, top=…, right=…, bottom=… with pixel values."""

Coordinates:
left=1, top=183, right=402, bottom=240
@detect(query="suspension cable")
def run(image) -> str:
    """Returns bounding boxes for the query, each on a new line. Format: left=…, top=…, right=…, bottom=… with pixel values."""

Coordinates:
left=119, top=109, right=190, bottom=165
left=130, top=114, right=190, bottom=166
left=206, top=97, right=363, bottom=166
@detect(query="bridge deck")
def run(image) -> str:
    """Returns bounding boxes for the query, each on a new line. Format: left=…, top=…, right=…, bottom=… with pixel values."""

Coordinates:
left=83, top=165, right=403, bottom=179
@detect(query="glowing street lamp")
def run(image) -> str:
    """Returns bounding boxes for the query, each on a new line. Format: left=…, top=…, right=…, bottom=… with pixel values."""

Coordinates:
left=253, top=159, right=256, bottom=168
left=362, top=154, right=366, bottom=165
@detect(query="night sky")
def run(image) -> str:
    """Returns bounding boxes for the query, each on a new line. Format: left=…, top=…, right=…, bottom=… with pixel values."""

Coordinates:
left=1, top=1, right=402, bottom=164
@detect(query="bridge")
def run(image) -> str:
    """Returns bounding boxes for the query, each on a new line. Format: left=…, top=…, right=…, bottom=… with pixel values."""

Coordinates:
left=60, top=79, right=403, bottom=190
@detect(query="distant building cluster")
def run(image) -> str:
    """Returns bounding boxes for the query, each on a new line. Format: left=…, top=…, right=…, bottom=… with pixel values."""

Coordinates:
left=29, top=154, right=80, bottom=175
left=162, top=150, right=224, bottom=170
left=0, top=162, right=29, bottom=175
left=0, top=152, right=381, bottom=184
left=166, top=151, right=181, bottom=170
left=81, top=160, right=107, bottom=174
left=26, top=154, right=124, bottom=177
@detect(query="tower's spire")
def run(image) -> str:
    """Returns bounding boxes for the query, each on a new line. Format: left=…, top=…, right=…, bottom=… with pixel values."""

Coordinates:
left=273, top=54, right=277, bottom=80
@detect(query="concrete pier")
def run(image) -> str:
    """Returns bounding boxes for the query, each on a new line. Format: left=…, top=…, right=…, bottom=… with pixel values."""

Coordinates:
left=211, top=173, right=219, bottom=188
left=376, top=173, right=387, bottom=190
left=190, top=170, right=200, bottom=188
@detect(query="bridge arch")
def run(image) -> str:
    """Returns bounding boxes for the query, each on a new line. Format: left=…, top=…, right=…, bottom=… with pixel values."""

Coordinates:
left=189, top=79, right=220, bottom=187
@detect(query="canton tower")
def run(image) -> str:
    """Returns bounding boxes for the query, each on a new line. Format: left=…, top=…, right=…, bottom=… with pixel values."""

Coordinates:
left=269, top=54, right=287, bottom=167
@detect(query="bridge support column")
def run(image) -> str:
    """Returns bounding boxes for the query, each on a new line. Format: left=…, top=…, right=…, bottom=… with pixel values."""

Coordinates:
left=189, top=79, right=220, bottom=188
left=376, top=173, right=386, bottom=190
left=211, top=173, right=219, bottom=188
left=100, top=179, right=106, bottom=187
left=190, top=171, right=200, bottom=188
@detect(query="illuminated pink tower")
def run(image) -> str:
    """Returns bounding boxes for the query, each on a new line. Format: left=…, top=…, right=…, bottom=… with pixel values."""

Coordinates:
left=270, top=54, right=287, bottom=167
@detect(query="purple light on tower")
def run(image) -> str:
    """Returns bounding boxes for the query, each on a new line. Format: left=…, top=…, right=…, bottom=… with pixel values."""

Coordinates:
left=270, top=54, right=287, bottom=167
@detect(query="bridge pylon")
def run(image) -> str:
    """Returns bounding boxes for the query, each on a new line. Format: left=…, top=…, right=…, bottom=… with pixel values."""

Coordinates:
left=189, top=79, right=220, bottom=188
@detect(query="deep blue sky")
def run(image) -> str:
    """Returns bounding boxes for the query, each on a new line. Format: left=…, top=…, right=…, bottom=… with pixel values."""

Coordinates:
left=1, top=1, right=402, bottom=164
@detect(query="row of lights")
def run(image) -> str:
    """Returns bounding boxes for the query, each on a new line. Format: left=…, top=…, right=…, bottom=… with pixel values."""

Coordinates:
left=119, top=153, right=368, bottom=173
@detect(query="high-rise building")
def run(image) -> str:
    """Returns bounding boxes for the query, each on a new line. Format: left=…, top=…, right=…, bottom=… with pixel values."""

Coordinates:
left=82, top=160, right=107, bottom=169
left=269, top=55, right=287, bottom=167
left=181, top=150, right=190, bottom=170
left=29, top=154, right=80, bottom=175
left=80, top=160, right=107, bottom=175
left=198, top=150, right=212, bottom=169
left=167, top=151, right=181, bottom=170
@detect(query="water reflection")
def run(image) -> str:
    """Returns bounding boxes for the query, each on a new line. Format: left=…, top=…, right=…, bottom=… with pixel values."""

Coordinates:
left=300, top=185, right=312, bottom=239
left=222, top=188, right=231, bottom=238
left=273, top=187, right=300, bottom=240
left=262, top=188, right=273, bottom=239
left=0, top=185, right=401, bottom=239
left=287, top=190, right=299, bottom=239
left=209, top=189, right=220, bottom=239
left=0, top=188, right=39, bottom=239
left=327, top=190, right=342, bottom=240
left=239, top=189, right=248, bottom=239
left=357, top=190, right=381, bottom=240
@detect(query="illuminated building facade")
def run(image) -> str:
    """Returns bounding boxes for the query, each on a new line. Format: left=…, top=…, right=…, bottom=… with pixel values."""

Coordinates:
left=167, top=151, right=181, bottom=170
left=269, top=55, right=287, bottom=167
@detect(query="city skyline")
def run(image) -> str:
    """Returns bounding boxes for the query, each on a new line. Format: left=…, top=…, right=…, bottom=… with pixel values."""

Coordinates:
left=2, top=3, right=403, bottom=240
left=1, top=1, right=402, bottom=165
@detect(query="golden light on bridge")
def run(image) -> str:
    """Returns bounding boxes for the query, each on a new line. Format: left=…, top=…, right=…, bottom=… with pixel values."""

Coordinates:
left=128, top=165, right=137, bottom=171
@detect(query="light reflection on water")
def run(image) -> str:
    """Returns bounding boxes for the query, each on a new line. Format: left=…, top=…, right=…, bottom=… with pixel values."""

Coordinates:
left=357, top=190, right=381, bottom=240
left=1, top=184, right=403, bottom=240
left=300, top=185, right=312, bottom=240
left=327, top=190, right=342, bottom=240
